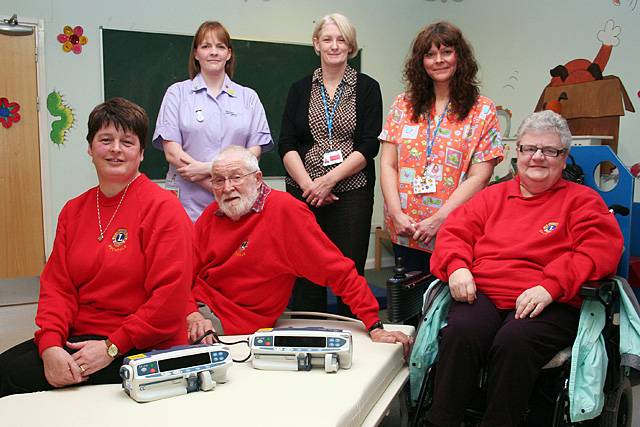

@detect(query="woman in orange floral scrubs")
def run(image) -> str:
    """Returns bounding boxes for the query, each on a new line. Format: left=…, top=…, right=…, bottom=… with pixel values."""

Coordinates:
left=380, top=21, right=503, bottom=273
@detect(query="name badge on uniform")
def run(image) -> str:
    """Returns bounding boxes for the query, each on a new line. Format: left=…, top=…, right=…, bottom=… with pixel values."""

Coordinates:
left=425, top=162, right=443, bottom=181
left=165, top=172, right=180, bottom=198
left=413, top=175, right=437, bottom=194
left=195, top=108, right=204, bottom=122
left=323, top=149, right=344, bottom=166
left=401, top=125, right=420, bottom=140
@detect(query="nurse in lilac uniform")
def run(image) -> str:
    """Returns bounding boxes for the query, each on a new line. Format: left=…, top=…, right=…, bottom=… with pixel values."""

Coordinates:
left=153, top=21, right=273, bottom=221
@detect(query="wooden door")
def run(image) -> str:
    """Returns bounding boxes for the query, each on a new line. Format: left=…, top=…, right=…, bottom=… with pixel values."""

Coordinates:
left=0, top=30, right=45, bottom=278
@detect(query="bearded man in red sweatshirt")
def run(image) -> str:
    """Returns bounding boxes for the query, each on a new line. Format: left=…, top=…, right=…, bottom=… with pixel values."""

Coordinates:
left=186, top=146, right=411, bottom=356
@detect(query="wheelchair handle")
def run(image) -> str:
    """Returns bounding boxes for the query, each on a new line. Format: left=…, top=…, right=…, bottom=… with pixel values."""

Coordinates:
left=608, top=204, right=630, bottom=216
left=393, top=256, right=407, bottom=278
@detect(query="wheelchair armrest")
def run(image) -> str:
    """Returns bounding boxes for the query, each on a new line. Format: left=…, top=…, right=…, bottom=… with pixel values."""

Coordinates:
left=579, top=278, right=618, bottom=305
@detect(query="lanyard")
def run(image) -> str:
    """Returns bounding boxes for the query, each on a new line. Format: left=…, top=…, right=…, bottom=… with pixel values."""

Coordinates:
left=425, top=101, right=450, bottom=160
left=320, top=82, right=345, bottom=144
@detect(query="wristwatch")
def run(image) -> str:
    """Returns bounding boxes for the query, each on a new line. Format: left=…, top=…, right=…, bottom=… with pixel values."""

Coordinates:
left=105, top=339, right=119, bottom=358
left=367, top=320, right=384, bottom=335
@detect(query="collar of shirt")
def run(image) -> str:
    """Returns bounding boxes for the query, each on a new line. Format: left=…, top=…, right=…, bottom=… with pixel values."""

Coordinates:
left=312, top=64, right=357, bottom=87
left=507, top=175, right=568, bottom=199
left=215, top=183, right=272, bottom=217
left=191, top=73, right=239, bottom=97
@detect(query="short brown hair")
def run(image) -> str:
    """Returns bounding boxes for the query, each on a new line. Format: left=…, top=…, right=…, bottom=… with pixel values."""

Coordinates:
left=404, top=21, right=479, bottom=122
left=86, top=97, right=148, bottom=151
left=188, top=21, right=235, bottom=79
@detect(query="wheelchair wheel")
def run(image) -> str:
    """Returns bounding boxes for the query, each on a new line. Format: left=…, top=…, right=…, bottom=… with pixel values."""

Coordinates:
left=599, top=377, right=632, bottom=427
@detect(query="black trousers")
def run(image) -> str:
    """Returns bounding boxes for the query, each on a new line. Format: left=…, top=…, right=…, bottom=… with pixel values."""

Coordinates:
left=426, top=292, right=580, bottom=427
left=287, top=183, right=374, bottom=317
left=0, top=335, right=139, bottom=398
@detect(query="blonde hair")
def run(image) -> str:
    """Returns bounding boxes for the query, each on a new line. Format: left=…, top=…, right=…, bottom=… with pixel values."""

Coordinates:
left=312, top=13, right=358, bottom=59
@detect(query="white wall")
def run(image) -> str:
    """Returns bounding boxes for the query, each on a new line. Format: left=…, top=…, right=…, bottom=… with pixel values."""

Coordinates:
left=7, top=0, right=640, bottom=258
left=426, top=0, right=640, bottom=192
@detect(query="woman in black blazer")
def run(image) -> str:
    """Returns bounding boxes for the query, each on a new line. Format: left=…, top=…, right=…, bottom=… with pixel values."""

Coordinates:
left=279, top=13, right=382, bottom=316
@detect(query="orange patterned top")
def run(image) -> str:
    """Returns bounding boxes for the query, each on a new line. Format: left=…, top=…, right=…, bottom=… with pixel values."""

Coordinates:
left=379, top=94, right=504, bottom=252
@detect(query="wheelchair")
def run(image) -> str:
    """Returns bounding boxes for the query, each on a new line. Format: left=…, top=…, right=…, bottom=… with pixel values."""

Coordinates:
left=387, top=262, right=635, bottom=426
left=384, top=146, right=638, bottom=426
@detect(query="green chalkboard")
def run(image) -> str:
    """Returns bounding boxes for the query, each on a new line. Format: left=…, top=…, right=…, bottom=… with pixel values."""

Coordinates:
left=102, top=28, right=361, bottom=178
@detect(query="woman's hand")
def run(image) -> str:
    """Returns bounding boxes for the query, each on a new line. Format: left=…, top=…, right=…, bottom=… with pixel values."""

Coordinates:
left=448, top=267, right=477, bottom=304
left=515, top=286, right=553, bottom=319
left=176, top=158, right=212, bottom=183
left=302, top=175, right=339, bottom=207
left=390, top=211, right=415, bottom=237
left=187, top=311, right=215, bottom=344
left=41, top=346, right=85, bottom=387
left=412, top=214, right=445, bottom=244
left=66, top=340, right=114, bottom=377
left=369, top=328, right=414, bottom=360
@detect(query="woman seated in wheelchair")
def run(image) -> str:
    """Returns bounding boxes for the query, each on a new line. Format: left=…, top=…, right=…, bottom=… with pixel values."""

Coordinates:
left=426, top=110, right=624, bottom=426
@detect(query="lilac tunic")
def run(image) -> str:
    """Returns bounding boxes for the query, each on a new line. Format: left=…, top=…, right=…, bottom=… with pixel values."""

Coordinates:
left=153, top=74, right=273, bottom=221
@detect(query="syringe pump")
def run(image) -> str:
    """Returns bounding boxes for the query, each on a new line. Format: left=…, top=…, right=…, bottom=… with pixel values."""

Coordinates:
left=119, top=343, right=232, bottom=402
left=250, top=326, right=352, bottom=373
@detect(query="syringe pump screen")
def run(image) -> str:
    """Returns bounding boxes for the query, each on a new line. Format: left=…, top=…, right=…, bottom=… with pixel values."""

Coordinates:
left=158, top=352, right=211, bottom=372
left=274, top=336, right=326, bottom=348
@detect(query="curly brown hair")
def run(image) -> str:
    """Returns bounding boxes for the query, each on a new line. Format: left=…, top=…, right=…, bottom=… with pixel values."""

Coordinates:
left=404, top=21, right=479, bottom=123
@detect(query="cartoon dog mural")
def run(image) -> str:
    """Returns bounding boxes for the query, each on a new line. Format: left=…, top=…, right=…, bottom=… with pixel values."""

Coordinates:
left=534, top=20, right=634, bottom=153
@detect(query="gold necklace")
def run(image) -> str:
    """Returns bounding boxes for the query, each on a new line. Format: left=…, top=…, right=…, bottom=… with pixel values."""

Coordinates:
left=96, top=175, right=139, bottom=242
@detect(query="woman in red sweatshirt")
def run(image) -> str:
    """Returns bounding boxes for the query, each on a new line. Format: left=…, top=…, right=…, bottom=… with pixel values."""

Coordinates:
left=0, top=98, right=193, bottom=397
left=425, top=110, right=623, bottom=426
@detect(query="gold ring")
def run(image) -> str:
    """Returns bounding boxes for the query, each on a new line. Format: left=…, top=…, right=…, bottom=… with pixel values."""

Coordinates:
left=80, top=364, right=87, bottom=373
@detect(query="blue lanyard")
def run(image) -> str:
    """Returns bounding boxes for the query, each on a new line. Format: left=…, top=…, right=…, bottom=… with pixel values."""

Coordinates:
left=320, top=82, right=344, bottom=144
left=425, top=101, right=449, bottom=160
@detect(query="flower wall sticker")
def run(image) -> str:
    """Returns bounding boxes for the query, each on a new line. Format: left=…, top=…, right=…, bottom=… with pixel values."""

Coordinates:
left=57, top=25, right=88, bottom=54
left=47, top=91, right=74, bottom=145
left=0, top=97, right=21, bottom=129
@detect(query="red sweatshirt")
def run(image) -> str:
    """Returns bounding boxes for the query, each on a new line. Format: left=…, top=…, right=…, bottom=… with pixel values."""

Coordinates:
left=34, top=175, right=193, bottom=355
left=191, top=187, right=380, bottom=335
left=431, top=177, right=623, bottom=309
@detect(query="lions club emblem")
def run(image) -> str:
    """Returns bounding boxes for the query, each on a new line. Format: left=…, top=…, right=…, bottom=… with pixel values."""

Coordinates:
left=235, top=240, right=249, bottom=256
left=539, top=222, right=559, bottom=235
left=112, top=228, right=128, bottom=247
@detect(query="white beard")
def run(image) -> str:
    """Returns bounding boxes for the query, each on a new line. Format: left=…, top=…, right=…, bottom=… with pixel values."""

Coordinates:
left=218, top=185, right=260, bottom=221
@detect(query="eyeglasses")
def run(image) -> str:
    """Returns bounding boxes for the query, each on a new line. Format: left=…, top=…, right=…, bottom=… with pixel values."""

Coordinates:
left=517, top=145, right=566, bottom=158
left=211, top=171, right=257, bottom=189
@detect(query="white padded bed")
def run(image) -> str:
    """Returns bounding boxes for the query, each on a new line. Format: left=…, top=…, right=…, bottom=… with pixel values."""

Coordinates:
left=0, top=319, right=414, bottom=427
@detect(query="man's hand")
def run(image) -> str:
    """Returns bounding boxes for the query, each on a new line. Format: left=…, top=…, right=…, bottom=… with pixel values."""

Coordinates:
left=369, top=327, right=414, bottom=359
left=515, top=285, right=553, bottom=319
left=41, top=346, right=85, bottom=387
left=448, top=267, right=477, bottom=304
left=187, top=311, right=215, bottom=344
left=67, top=340, right=114, bottom=377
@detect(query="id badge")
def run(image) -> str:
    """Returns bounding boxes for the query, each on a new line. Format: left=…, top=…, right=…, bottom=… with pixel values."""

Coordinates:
left=195, top=108, right=204, bottom=122
left=165, top=173, right=180, bottom=198
left=413, top=175, right=437, bottom=194
left=425, top=162, right=443, bottom=181
left=323, top=149, right=344, bottom=166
